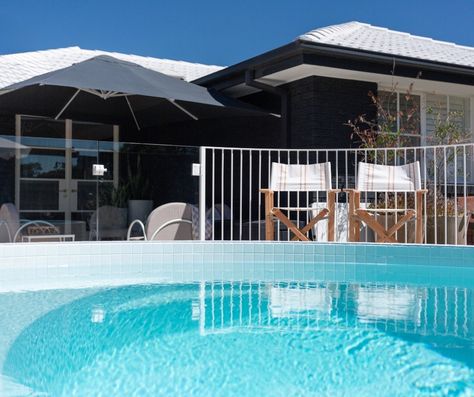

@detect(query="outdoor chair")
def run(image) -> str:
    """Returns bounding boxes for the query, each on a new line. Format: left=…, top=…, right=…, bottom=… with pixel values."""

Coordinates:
left=346, top=161, right=426, bottom=243
left=260, top=162, right=337, bottom=241
left=127, top=202, right=197, bottom=240
left=0, top=203, right=58, bottom=242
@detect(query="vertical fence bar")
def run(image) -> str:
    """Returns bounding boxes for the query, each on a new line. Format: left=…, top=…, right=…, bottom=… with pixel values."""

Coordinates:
left=199, top=146, right=207, bottom=241
left=258, top=150, right=262, bottom=241
left=221, top=149, right=225, bottom=240
left=240, top=150, right=243, bottom=241
left=463, top=145, right=467, bottom=245
left=249, top=150, right=252, bottom=240
left=454, top=148, right=458, bottom=245
left=230, top=149, right=234, bottom=241
left=444, top=146, right=447, bottom=244
left=211, top=148, right=215, bottom=240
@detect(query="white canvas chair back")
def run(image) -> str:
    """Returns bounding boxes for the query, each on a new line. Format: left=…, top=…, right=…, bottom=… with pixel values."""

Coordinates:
left=146, top=202, right=194, bottom=240
left=270, top=162, right=332, bottom=192
left=356, top=162, right=422, bottom=192
left=0, top=203, right=20, bottom=242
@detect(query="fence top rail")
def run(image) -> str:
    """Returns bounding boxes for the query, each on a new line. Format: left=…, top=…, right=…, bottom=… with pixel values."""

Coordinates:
left=201, top=143, right=474, bottom=152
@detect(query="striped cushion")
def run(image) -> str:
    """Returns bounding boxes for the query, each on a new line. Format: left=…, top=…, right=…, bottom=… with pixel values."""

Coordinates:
left=357, top=161, right=422, bottom=192
left=270, top=162, right=332, bottom=191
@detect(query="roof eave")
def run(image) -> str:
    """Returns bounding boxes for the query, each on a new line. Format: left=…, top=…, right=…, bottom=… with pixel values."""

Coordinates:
left=192, top=41, right=302, bottom=88
left=195, top=39, right=474, bottom=91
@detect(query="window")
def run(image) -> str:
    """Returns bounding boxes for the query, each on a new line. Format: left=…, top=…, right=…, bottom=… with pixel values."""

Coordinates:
left=426, top=94, right=470, bottom=144
left=378, top=91, right=421, bottom=146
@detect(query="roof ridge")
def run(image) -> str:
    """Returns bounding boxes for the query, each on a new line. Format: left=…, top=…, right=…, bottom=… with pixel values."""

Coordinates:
left=298, top=21, right=366, bottom=42
left=299, top=21, right=474, bottom=53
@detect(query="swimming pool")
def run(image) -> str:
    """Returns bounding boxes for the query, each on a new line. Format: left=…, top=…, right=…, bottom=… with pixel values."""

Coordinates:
left=0, top=242, right=474, bottom=396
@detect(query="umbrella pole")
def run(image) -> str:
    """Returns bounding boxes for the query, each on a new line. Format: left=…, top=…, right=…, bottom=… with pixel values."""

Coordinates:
left=55, top=89, right=81, bottom=120
left=125, top=96, right=141, bottom=131
left=167, top=99, right=198, bottom=121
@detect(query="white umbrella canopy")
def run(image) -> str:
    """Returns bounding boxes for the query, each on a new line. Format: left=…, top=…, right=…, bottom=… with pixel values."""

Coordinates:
left=0, top=137, right=30, bottom=160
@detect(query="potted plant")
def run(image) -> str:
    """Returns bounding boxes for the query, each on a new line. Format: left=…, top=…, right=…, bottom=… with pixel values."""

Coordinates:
left=125, top=155, right=153, bottom=224
left=110, top=182, right=129, bottom=226
left=425, top=190, right=467, bottom=245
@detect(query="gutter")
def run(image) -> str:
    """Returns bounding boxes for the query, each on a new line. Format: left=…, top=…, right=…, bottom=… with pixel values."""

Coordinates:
left=298, top=41, right=474, bottom=78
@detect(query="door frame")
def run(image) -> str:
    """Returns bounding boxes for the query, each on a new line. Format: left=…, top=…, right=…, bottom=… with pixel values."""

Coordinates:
left=15, top=114, right=120, bottom=234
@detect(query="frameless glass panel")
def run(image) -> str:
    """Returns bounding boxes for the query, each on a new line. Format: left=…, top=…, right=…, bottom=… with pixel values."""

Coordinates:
left=21, top=149, right=66, bottom=178
left=72, top=122, right=114, bottom=150
left=19, top=212, right=65, bottom=222
left=20, top=117, right=65, bottom=148
left=96, top=142, right=199, bottom=241
left=77, top=181, right=98, bottom=211
left=20, top=180, right=59, bottom=210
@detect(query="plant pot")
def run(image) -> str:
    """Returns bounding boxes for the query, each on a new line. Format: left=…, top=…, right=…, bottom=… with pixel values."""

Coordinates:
left=426, top=215, right=467, bottom=245
left=128, top=200, right=153, bottom=224
left=364, top=213, right=419, bottom=243
left=116, top=207, right=128, bottom=228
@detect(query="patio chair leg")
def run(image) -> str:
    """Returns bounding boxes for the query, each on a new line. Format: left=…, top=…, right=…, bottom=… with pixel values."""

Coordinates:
left=355, top=209, right=398, bottom=243
left=290, top=208, right=329, bottom=241
left=261, top=189, right=275, bottom=241
left=271, top=209, right=310, bottom=241
left=327, top=191, right=336, bottom=242
left=383, top=210, right=416, bottom=242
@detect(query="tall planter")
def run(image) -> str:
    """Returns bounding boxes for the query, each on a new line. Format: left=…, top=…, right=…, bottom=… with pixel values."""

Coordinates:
left=426, top=215, right=467, bottom=245
left=128, top=199, right=153, bottom=224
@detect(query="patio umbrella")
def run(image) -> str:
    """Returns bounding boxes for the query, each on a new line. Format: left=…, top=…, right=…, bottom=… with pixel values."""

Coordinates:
left=0, top=137, right=30, bottom=160
left=0, top=55, right=269, bottom=130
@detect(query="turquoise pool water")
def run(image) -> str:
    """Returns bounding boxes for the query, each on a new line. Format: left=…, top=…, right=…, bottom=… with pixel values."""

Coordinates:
left=1, top=275, right=474, bottom=396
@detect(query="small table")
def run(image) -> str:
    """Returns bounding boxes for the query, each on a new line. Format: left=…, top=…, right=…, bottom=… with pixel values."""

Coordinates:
left=22, top=234, right=75, bottom=243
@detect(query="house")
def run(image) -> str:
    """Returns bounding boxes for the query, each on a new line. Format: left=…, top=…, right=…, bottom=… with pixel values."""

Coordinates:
left=0, top=22, right=473, bottom=241
left=196, top=21, right=474, bottom=149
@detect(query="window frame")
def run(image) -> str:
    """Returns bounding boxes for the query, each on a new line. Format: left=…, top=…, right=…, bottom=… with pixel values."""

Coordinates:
left=378, top=88, right=472, bottom=147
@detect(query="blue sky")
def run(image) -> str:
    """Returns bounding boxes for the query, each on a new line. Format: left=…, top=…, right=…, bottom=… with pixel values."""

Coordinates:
left=1, top=0, right=473, bottom=66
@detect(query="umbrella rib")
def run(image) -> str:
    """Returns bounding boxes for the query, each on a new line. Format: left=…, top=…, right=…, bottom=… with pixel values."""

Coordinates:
left=167, top=99, right=198, bottom=121
left=55, top=88, right=81, bottom=120
left=125, top=95, right=141, bottom=131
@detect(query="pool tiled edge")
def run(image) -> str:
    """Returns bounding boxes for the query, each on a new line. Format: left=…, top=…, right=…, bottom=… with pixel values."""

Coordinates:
left=0, top=242, right=473, bottom=292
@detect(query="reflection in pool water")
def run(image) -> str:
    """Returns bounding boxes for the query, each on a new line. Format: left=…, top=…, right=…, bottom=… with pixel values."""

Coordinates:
left=1, top=281, right=474, bottom=396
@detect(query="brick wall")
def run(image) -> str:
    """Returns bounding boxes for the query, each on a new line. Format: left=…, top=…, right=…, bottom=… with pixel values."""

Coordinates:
left=285, top=76, right=377, bottom=149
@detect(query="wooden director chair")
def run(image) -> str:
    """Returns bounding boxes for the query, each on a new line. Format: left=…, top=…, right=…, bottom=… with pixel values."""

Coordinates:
left=260, top=162, right=337, bottom=241
left=346, top=161, right=426, bottom=243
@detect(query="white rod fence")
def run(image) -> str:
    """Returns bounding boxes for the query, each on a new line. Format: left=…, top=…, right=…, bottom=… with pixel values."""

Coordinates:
left=199, top=143, right=474, bottom=245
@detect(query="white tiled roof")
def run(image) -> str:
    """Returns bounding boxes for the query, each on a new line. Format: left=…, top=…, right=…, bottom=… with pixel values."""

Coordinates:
left=0, top=46, right=224, bottom=89
left=299, top=22, right=474, bottom=69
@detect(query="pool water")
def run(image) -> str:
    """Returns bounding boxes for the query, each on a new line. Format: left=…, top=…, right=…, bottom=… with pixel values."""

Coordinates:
left=1, top=281, right=474, bottom=396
